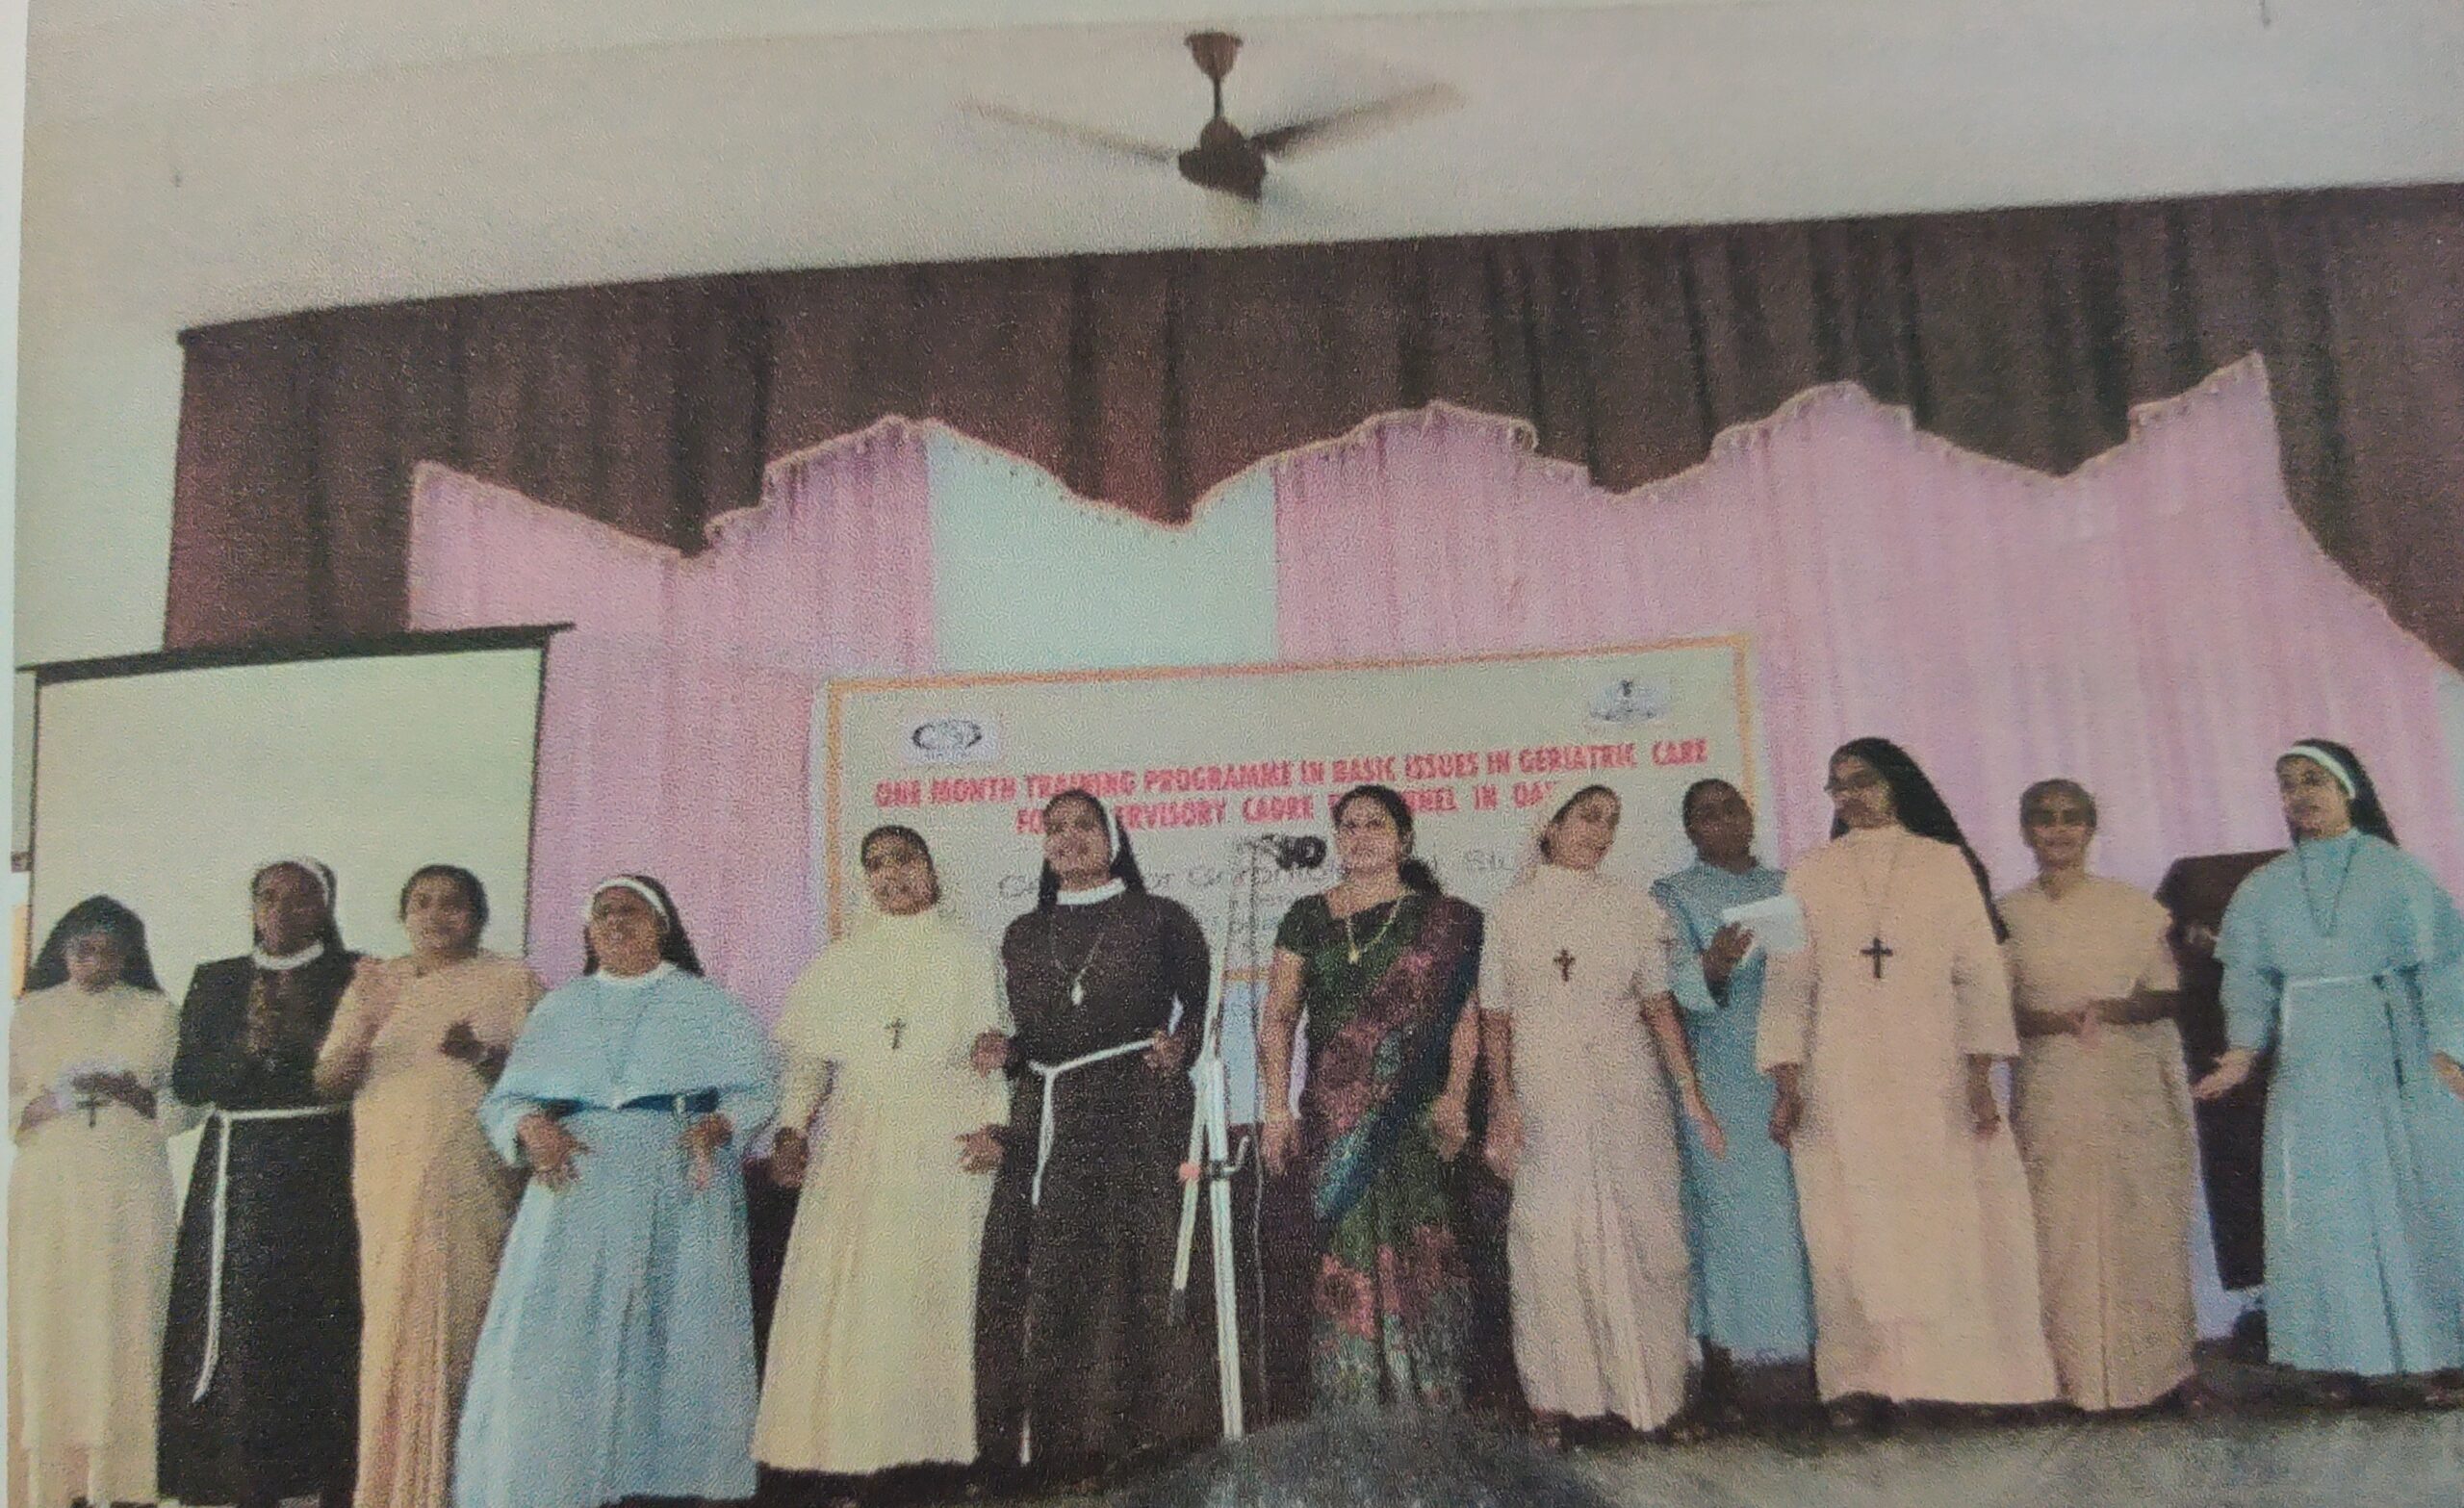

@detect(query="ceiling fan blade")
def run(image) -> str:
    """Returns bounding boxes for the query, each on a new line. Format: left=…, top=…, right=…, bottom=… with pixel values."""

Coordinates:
left=959, top=100, right=1178, bottom=167
left=1248, top=81, right=1462, bottom=159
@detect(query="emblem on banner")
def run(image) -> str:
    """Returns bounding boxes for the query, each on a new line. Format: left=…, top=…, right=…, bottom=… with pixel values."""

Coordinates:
left=902, top=714, right=999, bottom=765
left=1586, top=677, right=1671, bottom=726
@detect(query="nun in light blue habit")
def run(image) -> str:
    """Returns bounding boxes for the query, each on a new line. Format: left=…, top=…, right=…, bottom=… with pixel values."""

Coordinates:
left=454, top=875, right=778, bottom=1508
left=2193, top=741, right=2464, bottom=1388
left=1650, top=780, right=1815, bottom=1389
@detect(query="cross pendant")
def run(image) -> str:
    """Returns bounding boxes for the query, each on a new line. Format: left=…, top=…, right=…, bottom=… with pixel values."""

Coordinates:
left=1553, top=949, right=1576, bottom=983
left=77, top=1091, right=103, bottom=1128
left=886, top=1018, right=907, bottom=1051
left=1861, top=936, right=1894, bottom=980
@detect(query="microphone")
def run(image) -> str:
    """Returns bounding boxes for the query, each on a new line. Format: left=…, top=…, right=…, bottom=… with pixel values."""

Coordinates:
left=1240, top=833, right=1327, bottom=872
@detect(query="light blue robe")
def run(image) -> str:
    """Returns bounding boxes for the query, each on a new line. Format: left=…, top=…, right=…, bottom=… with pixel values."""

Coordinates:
left=453, top=965, right=779, bottom=1508
left=2220, top=831, right=2464, bottom=1375
left=1652, top=861, right=1815, bottom=1360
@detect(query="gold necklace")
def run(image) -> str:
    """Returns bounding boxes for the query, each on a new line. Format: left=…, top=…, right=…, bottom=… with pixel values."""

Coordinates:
left=1340, top=895, right=1408, bottom=964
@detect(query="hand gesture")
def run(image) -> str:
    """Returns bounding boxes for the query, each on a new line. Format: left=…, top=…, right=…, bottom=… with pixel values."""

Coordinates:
left=2435, top=1053, right=2464, bottom=1106
left=518, top=1112, right=590, bottom=1190
left=1260, top=1113, right=1298, bottom=1176
left=16, top=1089, right=62, bottom=1137
left=1964, top=1064, right=2003, bottom=1138
left=971, top=1031, right=1013, bottom=1078
left=768, top=1128, right=810, bottom=1188
left=438, top=1020, right=490, bottom=1065
left=2070, top=1003, right=2104, bottom=1046
left=1428, top=1090, right=1471, bottom=1162
left=1703, top=924, right=1755, bottom=988
left=1482, top=1098, right=1524, bottom=1181
left=2176, top=921, right=2220, bottom=959
left=1767, top=1084, right=1804, bottom=1149
left=680, top=1113, right=734, bottom=1190
left=957, top=1125, right=1005, bottom=1174
left=1142, top=1030, right=1188, bottom=1075
left=2192, top=1047, right=2261, bottom=1102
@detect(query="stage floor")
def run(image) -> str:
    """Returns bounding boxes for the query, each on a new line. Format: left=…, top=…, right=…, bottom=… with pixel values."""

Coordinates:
left=960, top=1405, right=2464, bottom=1508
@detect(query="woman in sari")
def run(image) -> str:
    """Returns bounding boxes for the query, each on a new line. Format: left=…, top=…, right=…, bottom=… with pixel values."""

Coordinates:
left=1259, top=783, right=1482, bottom=1412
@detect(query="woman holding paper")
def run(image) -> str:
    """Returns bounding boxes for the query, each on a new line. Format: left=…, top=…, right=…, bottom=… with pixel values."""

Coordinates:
left=1999, top=780, right=2198, bottom=1413
left=1480, top=784, right=1725, bottom=1445
left=1758, top=740, right=2055, bottom=1431
left=2191, top=741, right=2464, bottom=1399
left=9, top=897, right=179, bottom=1508
left=1651, top=779, right=1815, bottom=1419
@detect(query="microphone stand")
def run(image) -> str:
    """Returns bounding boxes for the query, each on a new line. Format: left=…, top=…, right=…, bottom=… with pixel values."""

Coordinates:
left=1169, top=838, right=1270, bottom=1442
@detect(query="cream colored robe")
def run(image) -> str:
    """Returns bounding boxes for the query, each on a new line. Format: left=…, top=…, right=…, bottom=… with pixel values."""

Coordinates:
left=2001, top=877, right=2195, bottom=1410
left=321, top=951, right=542, bottom=1508
left=7, top=982, right=180, bottom=1508
left=755, top=908, right=1009, bottom=1474
left=1758, top=827, right=2058, bottom=1404
left=1484, top=864, right=1691, bottom=1429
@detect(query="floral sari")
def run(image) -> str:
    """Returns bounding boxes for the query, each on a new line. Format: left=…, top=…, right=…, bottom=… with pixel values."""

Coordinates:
left=1283, top=891, right=1482, bottom=1409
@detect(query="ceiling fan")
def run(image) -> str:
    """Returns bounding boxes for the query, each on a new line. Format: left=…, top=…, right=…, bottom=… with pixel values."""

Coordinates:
left=964, top=32, right=1460, bottom=203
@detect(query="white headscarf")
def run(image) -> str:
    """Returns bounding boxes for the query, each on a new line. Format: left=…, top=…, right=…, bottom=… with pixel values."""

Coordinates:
left=2282, top=742, right=2360, bottom=801
left=1508, top=783, right=1624, bottom=889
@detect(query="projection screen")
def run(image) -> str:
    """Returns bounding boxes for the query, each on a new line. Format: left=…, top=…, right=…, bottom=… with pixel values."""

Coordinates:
left=27, top=628, right=554, bottom=1006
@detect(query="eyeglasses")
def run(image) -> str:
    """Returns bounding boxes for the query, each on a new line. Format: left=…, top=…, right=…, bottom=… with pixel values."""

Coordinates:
left=1823, top=773, right=1885, bottom=796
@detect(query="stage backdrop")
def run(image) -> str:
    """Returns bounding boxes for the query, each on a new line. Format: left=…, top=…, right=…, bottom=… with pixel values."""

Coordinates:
left=820, top=639, right=1758, bottom=1115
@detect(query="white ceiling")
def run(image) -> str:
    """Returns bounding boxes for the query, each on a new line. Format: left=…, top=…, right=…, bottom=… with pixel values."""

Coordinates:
left=25, top=0, right=2464, bottom=331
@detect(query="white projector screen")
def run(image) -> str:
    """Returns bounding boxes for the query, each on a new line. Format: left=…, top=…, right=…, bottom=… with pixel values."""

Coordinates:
left=28, top=630, right=552, bottom=1003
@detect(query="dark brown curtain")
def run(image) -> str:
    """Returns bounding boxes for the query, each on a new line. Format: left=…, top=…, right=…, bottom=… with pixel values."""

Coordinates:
left=167, top=183, right=2464, bottom=666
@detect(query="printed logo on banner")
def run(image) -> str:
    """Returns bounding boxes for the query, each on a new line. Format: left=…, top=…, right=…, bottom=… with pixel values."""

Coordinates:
left=902, top=714, right=999, bottom=766
left=1587, top=677, right=1672, bottom=726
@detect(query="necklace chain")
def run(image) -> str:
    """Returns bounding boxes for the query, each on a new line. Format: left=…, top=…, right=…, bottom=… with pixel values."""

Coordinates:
left=2297, top=839, right=2359, bottom=938
left=1340, top=894, right=1408, bottom=965
left=1855, top=830, right=1905, bottom=944
left=1047, top=907, right=1119, bottom=1007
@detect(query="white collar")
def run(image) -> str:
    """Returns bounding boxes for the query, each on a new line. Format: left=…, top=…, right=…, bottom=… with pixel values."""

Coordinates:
left=252, top=940, right=328, bottom=972
left=595, top=959, right=678, bottom=990
left=1056, top=878, right=1128, bottom=907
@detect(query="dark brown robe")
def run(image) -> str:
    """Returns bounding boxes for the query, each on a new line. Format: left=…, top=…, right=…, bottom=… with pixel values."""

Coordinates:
left=2155, top=851, right=2280, bottom=1292
left=974, top=889, right=1215, bottom=1471
left=159, top=949, right=362, bottom=1508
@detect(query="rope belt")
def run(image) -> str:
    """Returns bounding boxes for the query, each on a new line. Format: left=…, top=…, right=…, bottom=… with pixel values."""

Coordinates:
left=1027, top=1038, right=1151, bottom=1208
left=192, top=1103, right=348, bottom=1402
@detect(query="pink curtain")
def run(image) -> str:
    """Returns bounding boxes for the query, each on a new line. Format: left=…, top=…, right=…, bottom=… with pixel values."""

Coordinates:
left=406, top=422, right=936, bottom=1015
left=1273, top=356, right=2464, bottom=896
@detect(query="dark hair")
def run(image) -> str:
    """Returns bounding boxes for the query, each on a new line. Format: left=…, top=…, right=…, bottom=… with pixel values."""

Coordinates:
left=2018, top=778, right=2099, bottom=831
left=252, top=858, right=347, bottom=957
left=1115, top=1414, right=1619, bottom=1508
left=1034, top=790, right=1147, bottom=910
left=1681, top=777, right=1743, bottom=826
left=580, top=874, right=704, bottom=975
left=860, top=823, right=941, bottom=907
left=1333, top=783, right=1443, bottom=895
left=1828, top=737, right=2006, bottom=941
left=26, top=895, right=163, bottom=994
left=2280, top=738, right=2398, bottom=846
left=398, top=863, right=491, bottom=933
left=1537, top=783, right=1620, bottom=862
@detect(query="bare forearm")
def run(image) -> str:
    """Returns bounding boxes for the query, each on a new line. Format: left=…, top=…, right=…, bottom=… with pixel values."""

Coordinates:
left=1478, top=1010, right=1515, bottom=1101
left=1261, top=1000, right=1298, bottom=1118
left=1641, top=996, right=1705, bottom=1101
left=1443, top=1004, right=1479, bottom=1101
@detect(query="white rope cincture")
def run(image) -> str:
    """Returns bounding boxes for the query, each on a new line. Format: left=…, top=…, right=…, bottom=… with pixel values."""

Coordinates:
left=1027, top=1038, right=1152, bottom=1208
left=191, top=1103, right=348, bottom=1402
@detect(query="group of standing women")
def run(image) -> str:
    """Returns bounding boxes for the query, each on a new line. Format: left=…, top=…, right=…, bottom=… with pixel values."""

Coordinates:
left=13, top=731, right=2464, bottom=1508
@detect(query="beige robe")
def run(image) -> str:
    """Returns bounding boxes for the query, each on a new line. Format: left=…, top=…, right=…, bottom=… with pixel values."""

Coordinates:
left=1484, top=865, right=1692, bottom=1428
left=320, top=952, right=542, bottom=1508
left=755, top=908, right=1009, bottom=1474
left=1758, top=828, right=2058, bottom=1404
left=2001, top=877, right=2195, bottom=1410
left=7, top=982, right=181, bottom=1508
